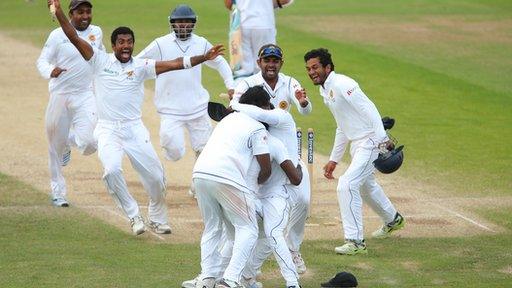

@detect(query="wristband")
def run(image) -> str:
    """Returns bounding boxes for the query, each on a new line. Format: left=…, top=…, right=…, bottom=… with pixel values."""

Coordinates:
left=183, top=56, right=192, bottom=69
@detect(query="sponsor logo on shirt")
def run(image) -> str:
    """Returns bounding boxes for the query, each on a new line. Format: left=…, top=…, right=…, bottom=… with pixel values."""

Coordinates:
left=346, top=86, right=356, bottom=96
left=103, top=68, right=118, bottom=75
left=279, top=100, right=288, bottom=110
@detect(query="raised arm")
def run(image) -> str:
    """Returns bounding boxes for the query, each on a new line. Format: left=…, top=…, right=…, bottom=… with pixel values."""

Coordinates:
left=49, top=0, right=93, bottom=60
left=224, top=0, right=233, bottom=10
left=154, top=44, right=225, bottom=75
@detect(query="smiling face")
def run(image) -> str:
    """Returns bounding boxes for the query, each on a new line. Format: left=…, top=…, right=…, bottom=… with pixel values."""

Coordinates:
left=305, top=57, right=331, bottom=86
left=112, top=34, right=134, bottom=63
left=69, top=4, right=92, bottom=31
left=258, top=56, right=283, bottom=82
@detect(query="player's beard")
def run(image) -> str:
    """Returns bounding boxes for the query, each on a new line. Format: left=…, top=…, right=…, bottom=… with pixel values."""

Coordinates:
left=171, top=24, right=194, bottom=41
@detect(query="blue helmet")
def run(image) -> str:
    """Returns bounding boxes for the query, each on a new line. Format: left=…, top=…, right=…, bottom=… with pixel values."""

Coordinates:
left=169, top=5, right=197, bottom=40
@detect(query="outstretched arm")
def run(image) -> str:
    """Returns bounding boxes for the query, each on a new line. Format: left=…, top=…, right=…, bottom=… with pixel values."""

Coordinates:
left=224, top=0, right=233, bottom=10
left=49, top=0, right=93, bottom=60
left=155, top=44, right=225, bottom=75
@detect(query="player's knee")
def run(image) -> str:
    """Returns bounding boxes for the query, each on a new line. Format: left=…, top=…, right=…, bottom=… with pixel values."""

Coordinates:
left=163, top=146, right=185, bottom=161
left=103, top=165, right=123, bottom=179
left=338, top=176, right=360, bottom=194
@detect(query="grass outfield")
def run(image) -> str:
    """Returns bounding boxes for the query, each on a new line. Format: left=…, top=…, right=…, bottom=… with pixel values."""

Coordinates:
left=1, top=173, right=512, bottom=287
left=0, top=0, right=511, bottom=287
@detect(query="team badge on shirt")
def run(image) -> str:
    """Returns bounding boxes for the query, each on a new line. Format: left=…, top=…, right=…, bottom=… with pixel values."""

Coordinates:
left=126, top=70, right=134, bottom=80
left=89, top=34, right=96, bottom=42
left=329, top=90, right=335, bottom=101
left=279, top=100, right=288, bottom=110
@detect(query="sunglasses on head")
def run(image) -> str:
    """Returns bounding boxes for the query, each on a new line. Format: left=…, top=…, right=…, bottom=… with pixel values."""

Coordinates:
left=259, top=46, right=282, bottom=58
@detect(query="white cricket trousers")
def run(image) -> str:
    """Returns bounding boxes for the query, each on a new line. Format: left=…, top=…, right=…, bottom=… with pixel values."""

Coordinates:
left=45, top=91, right=97, bottom=198
left=246, top=193, right=299, bottom=287
left=236, top=28, right=276, bottom=77
left=95, top=119, right=168, bottom=224
left=337, top=137, right=397, bottom=241
left=194, top=178, right=258, bottom=283
left=159, top=113, right=212, bottom=161
left=286, top=162, right=311, bottom=252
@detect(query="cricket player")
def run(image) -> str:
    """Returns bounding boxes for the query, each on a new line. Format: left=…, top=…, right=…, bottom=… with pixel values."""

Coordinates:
left=231, top=44, right=311, bottom=274
left=224, top=0, right=276, bottom=78
left=36, top=0, right=103, bottom=207
left=232, top=102, right=303, bottom=288
left=50, top=0, right=224, bottom=235
left=136, top=4, right=234, bottom=196
left=192, top=86, right=272, bottom=288
left=304, top=48, right=405, bottom=255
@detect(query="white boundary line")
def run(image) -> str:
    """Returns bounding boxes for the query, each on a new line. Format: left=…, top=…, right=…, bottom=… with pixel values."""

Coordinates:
left=433, top=203, right=496, bottom=232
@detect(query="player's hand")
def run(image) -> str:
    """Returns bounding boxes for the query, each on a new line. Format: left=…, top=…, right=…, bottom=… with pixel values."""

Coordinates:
left=47, top=0, right=60, bottom=10
left=227, top=89, right=234, bottom=100
left=204, top=44, right=225, bottom=60
left=323, top=161, right=337, bottom=179
left=295, top=88, right=308, bottom=107
left=50, top=67, right=66, bottom=78
left=379, top=139, right=395, bottom=151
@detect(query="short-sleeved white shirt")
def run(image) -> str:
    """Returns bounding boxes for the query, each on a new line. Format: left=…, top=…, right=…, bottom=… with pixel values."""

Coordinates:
left=257, top=135, right=290, bottom=198
left=236, top=0, right=275, bottom=29
left=193, top=112, right=269, bottom=194
left=36, top=25, right=104, bottom=94
left=231, top=71, right=311, bottom=115
left=136, top=33, right=234, bottom=120
left=88, top=49, right=156, bottom=121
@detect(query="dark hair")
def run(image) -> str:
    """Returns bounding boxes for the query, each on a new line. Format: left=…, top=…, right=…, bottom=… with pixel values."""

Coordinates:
left=239, top=86, right=271, bottom=108
left=304, top=48, right=335, bottom=71
left=111, top=26, right=135, bottom=45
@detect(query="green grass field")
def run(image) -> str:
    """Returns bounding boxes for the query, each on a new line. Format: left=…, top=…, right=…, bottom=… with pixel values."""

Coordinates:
left=0, top=0, right=511, bottom=287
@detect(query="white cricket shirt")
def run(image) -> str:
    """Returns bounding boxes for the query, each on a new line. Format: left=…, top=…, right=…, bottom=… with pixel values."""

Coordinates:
left=236, top=0, right=275, bottom=29
left=231, top=72, right=312, bottom=115
left=136, top=33, right=234, bottom=120
left=88, top=49, right=156, bottom=121
left=36, top=25, right=104, bottom=94
left=193, top=112, right=269, bottom=194
left=319, top=71, right=388, bottom=162
left=257, top=134, right=290, bottom=198
left=231, top=103, right=299, bottom=166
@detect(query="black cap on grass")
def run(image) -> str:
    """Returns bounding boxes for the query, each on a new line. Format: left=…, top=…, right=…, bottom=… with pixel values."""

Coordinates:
left=321, top=271, right=358, bottom=288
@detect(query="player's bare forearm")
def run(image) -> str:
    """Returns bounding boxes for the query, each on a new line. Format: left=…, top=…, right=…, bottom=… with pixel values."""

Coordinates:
left=155, top=59, right=184, bottom=75
left=155, top=45, right=224, bottom=75
left=256, top=154, right=271, bottom=184
left=280, top=160, right=302, bottom=186
left=50, top=0, right=93, bottom=60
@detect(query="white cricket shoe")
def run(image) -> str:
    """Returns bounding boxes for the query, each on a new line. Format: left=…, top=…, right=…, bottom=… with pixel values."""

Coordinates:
left=148, top=221, right=171, bottom=234
left=61, top=146, right=71, bottom=166
left=334, top=240, right=367, bottom=255
left=196, top=277, right=215, bottom=288
left=241, top=277, right=263, bottom=288
left=372, top=212, right=406, bottom=239
left=181, top=275, right=199, bottom=288
left=215, top=279, right=243, bottom=288
left=52, top=197, right=69, bottom=207
left=290, top=250, right=307, bottom=274
left=130, top=215, right=146, bottom=235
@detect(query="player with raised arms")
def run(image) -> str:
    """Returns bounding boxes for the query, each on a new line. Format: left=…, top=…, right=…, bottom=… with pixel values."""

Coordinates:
left=48, top=0, right=224, bottom=235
